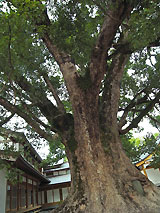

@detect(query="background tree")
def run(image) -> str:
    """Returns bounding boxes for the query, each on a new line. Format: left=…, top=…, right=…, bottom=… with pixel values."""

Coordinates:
left=1, top=0, right=160, bottom=212
left=122, top=133, right=160, bottom=163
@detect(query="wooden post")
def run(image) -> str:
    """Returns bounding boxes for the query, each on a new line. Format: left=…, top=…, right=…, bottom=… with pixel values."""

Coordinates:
left=44, top=190, right=47, bottom=204
left=32, top=179, right=34, bottom=207
left=17, top=178, right=20, bottom=211
left=26, top=176, right=28, bottom=209
left=142, top=165, right=148, bottom=178
left=36, top=182, right=38, bottom=206
left=10, top=184, right=12, bottom=211
left=59, top=188, right=63, bottom=201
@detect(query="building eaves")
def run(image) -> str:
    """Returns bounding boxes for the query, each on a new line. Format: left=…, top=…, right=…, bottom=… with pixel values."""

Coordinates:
left=15, top=155, right=50, bottom=184
left=44, top=162, right=70, bottom=172
left=47, top=173, right=71, bottom=185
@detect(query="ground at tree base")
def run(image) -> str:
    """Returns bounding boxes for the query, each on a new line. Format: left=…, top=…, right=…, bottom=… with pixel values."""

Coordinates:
left=50, top=182, right=160, bottom=213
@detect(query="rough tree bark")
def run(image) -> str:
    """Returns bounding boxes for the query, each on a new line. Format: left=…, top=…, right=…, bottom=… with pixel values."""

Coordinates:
left=50, top=54, right=160, bottom=213
left=41, top=2, right=160, bottom=212
left=58, top=129, right=160, bottom=213
left=2, top=1, right=160, bottom=213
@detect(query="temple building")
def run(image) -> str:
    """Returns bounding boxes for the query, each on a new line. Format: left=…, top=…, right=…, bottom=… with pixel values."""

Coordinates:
left=0, top=135, right=71, bottom=213
left=136, top=154, right=160, bottom=187
left=1, top=134, right=160, bottom=212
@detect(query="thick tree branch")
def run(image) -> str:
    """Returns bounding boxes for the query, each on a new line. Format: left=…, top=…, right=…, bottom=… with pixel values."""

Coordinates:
left=120, top=92, right=160, bottom=134
left=41, top=33, right=82, bottom=107
left=0, top=96, right=53, bottom=141
left=42, top=33, right=73, bottom=66
left=109, top=36, right=160, bottom=61
left=7, top=20, right=14, bottom=74
left=19, top=101, right=53, bottom=131
left=118, top=89, right=149, bottom=129
left=147, top=114, right=160, bottom=128
left=12, top=77, right=74, bottom=133
left=31, top=9, right=82, bottom=111
left=91, top=0, right=107, bottom=15
left=6, top=78, right=65, bottom=132
left=0, top=19, right=15, bottom=94
left=100, top=53, right=129, bottom=128
left=0, top=126, right=45, bottom=159
left=0, top=113, right=15, bottom=126
left=148, top=37, right=160, bottom=48
left=15, top=77, right=63, bottom=122
left=43, top=74, right=65, bottom=114
left=90, top=1, right=133, bottom=84
left=9, top=83, right=33, bottom=104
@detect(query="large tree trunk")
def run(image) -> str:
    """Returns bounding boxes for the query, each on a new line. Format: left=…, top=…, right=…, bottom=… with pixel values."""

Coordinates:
left=50, top=50, right=160, bottom=212
left=52, top=94, right=160, bottom=213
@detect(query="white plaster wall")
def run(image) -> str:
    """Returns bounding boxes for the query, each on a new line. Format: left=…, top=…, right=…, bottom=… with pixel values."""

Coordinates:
left=53, top=189, right=60, bottom=202
left=146, top=168, right=160, bottom=185
left=47, top=190, right=53, bottom=203
left=0, top=169, right=7, bottom=213
left=62, top=188, right=68, bottom=200
left=42, top=191, right=45, bottom=204
left=38, top=191, right=41, bottom=204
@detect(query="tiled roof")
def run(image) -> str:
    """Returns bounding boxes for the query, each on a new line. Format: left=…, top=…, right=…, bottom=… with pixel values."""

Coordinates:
left=45, top=162, right=70, bottom=172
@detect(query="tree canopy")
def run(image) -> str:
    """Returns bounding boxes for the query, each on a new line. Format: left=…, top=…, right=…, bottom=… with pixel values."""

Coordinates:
left=0, top=0, right=160, bottom=159
left=1, top=1, right=160, bottom=212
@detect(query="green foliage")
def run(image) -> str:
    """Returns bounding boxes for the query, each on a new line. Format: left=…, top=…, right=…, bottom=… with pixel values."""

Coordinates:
left=128, top=0, right=160, bottom=49
left=122, top=132, right=159, bottom=164
left=0, top=0, right=160, bottom=175
left=0, top=142, right=23, bottom=184
left=150, top=115, right=160, bottom=131
left=41, top=134, right=66, bottom=166
left=0, top=160, right=23, bottom=184
left=0, top=128, right=42, bottom=183
left=62, top=100, right=72, bottom=113
left=77, top=68, right=92, bottom=91
left=119, top=48, right=160, bottom=125
left=48, top=0, right=103, bottom=67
